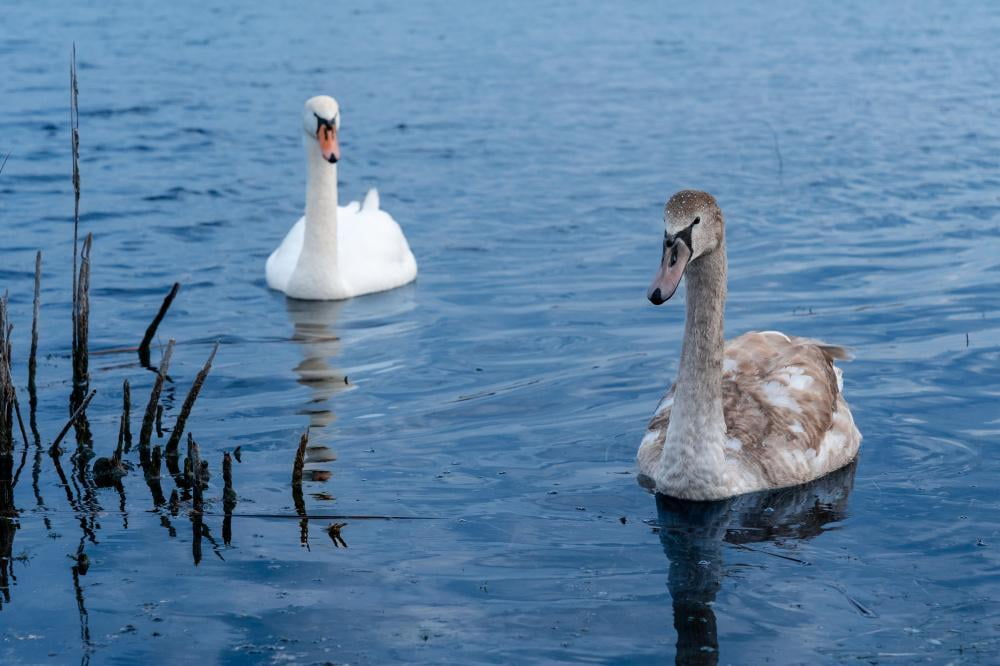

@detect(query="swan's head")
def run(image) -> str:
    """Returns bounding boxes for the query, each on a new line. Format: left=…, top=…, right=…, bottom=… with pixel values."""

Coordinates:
left=647, top=190, right=724, bottom=305
left=303, top=95, right=341, bottom=164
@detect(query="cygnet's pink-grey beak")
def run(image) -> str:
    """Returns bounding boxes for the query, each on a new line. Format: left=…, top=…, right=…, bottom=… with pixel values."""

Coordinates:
left=647, top=235, right=691, bottom=305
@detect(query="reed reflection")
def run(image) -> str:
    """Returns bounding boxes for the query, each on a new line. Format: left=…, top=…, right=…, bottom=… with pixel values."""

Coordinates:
left=655, top=461, right=857, bottom=665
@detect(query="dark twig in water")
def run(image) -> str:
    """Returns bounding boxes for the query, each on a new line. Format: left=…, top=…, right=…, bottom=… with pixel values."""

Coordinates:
left=0, top=298, right=15, bottom=518
left=191, top=512, right=204, bottom=565
left=70, top=234, right=93, bottom=449
left=0, top=299, right=29, bottom=490
left=70, top=45, right=81, bottom=362
left=190, top=514, right=224, bottom=566
left=120, top=379, right=132, bottom=452
left=155, top=403, right=163, bottom=438
left=28, top=256, right=43, bottom=487
left=138, top=282, right=180, bottom=367
left=28, top=251, right=41, bottom=419
left=139, top=339, right=174, bottom=452
left=11, top=397, right=30, bottom=489
left=164, top=342, right=218, bottom=457
left=72, top=233, right=91, bottom=391
left=12, top=390, right=29, bottom=453
left=50, top=389, right=96, bottom=455
left=141, top=445, right=165, bottom=506
left=292, top=430, right=310, bottom=548
left=222, top=451, right=237, bottom=514
left=292, top=429, right=309, bottom=486
left=0, top=296, right=28, bottom=457
left=187, top=434, right=203, bottom=513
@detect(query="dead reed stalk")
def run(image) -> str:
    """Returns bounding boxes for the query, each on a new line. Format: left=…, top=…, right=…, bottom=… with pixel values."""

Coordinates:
left=222, top=451, right=236, bottom=514
left=49, top=389, right=96, bottom=455
left=164, top=342, right=218, bottom=457
left=28, top=251, right=40, bottom=412
left=186, top=434, right=203, bottom=513
left=291, top=429, right=309, bottom=486
left=138, top=282, right=179, bottom=366
left=138, top=339, right=174, bottom=451
left=120, top=379, right=132, bottom=452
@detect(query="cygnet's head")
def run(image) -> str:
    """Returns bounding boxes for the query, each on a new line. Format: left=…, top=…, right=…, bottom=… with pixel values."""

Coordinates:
left=302, top=95, right=341, bottom=164
left=647, top=190, right=725, bottom=305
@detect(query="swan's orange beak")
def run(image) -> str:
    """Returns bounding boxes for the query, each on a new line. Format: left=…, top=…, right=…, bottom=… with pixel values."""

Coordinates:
left=648, top=238, right=690, bottom=305
left=317, top=124, right=339, bottom=164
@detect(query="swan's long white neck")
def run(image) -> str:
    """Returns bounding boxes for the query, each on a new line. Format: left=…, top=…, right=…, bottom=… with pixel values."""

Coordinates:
left=660, top=241, right=729, bottom=491
left=302, top=140, right=339, bottom=269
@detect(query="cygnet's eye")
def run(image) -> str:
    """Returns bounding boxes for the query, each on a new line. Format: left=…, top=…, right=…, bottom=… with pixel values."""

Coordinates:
left=692, top=216, right=700, bottom=225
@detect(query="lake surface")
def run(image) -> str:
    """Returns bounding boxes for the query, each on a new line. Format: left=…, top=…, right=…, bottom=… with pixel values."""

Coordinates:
left=2, top=1, right=999, bottom=663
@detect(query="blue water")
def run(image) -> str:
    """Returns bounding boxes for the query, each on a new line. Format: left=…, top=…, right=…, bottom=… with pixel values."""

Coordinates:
left=2, top=1, right=999, bottom=663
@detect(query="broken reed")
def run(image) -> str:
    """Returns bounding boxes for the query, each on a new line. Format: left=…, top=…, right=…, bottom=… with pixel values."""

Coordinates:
left=69, top=44, right=81, bottom=378
left=68, top=234, right=93, bottom=449
left=27, top=252, right=40, bottom=412
left=186, top=434, right=203, bottom=512
left=291, top=430, right=309, bottom=486
left=138, top=339, right=174, bottom=451
left=71, top=234, right=91, bottom=393
left=120, top=379, right=132, bottom=452
left=164, top=342, right=218, bottom=456
left=1, top=297, right=15, bottom=515
left=138, top=282, right=179, bottom=366
left=292, top=430, right=309, bottom=546
left=222, top=451, right=236, bottom=513
left=50, top=389, right=96, bottom=454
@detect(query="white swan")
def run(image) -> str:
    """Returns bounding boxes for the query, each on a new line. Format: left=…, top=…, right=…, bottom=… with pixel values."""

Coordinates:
left=637, top=190, right=861, bottom=501
left=266, top=96, right=417, bottom=300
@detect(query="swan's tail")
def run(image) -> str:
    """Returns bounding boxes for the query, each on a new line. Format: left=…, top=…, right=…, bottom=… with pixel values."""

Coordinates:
left=817, top=343, right=853, bottom=361
left=362, top=188, right=380, bottom=211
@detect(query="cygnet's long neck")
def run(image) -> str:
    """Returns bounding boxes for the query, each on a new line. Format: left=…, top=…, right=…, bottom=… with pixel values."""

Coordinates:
left=674, top=242, right=727, bottom=419
left=302, top=141, right=339, bottom=267
left=662, top=241, right=729, bottom=485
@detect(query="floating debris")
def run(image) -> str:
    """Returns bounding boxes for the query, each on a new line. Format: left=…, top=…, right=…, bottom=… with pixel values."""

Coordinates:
left=325, top=523, right=348, bottom=548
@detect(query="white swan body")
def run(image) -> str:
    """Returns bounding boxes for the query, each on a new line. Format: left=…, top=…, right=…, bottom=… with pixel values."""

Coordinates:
left=637, top=191, right=861, bottom=501
left=266, top=96, right=417, bottom=301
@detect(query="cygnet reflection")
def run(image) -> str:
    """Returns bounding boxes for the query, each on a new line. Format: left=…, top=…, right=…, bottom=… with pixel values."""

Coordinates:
left=655, top=461, right=857, bottom=665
